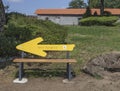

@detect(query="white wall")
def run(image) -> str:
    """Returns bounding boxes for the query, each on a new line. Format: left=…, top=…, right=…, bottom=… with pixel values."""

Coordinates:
left=37, top=15, right=82, bottom=25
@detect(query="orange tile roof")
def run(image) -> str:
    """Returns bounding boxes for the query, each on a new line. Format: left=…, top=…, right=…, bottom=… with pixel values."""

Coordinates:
left=35, top=9, right=86, bottom=15
left=104, top=9, right=120, bottom=15
left=35, top=8, right=120, bottom=15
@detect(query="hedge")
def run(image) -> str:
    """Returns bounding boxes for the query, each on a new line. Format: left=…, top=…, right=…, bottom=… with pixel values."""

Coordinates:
left=0, top=12, right=68, bottom=57
left=80, top=16, right=119, bottom=26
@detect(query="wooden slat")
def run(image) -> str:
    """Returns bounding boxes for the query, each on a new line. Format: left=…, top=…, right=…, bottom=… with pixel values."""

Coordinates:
left=13, top=58, right=77, bottom=63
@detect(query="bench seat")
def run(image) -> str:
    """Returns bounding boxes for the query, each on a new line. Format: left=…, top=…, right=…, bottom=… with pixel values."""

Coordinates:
left=13, top=58, right=77, bottom=63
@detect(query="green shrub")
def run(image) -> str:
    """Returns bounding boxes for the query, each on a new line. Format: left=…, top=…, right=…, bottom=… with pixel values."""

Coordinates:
left=114, top=20, right=120, bottom=27
left=83, top=6, right=92, bottom=18
left=103, top=11, right=112, bottom=16
left=93, top=11, right=98, bottom=16
left=0, top=33, right=17, bottom=57
left=80, top=16, right=119, bottom=26
left=0, top=12, right=68, bottom=57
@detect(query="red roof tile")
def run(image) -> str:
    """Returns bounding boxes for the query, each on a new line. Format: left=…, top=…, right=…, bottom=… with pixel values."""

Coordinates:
left=35, top=8, right=120, bottom=15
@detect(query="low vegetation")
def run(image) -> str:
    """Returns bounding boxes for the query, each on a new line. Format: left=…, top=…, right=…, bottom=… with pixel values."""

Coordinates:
left=80, top=16, right=119, bottom=26
left=0, top=12, right=68, bottom=57
left=1, top=12, right=120, bottom=77
left=66, top=25, right=120, bottom=73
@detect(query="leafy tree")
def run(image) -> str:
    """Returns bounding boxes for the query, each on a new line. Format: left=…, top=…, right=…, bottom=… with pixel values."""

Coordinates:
left=89, top=0, right=120, bottom=8
left=89, top=0, right=120, bottom=15
left=68, top=0, right=86, bottom=8
left=93, top=11, right=98, bottom=16
left=103, top=11, right=111, bottom=16
left=89, top=0, right=104, bottom=15
left=0, top=0, right=6, bottom=32
left=83, top=6, right=92, bottom=18
left=105, top=0, right=120, bottom=8
left=89, top=0, right=100, bottom=8
left=100, top=0, right=104, bottom=15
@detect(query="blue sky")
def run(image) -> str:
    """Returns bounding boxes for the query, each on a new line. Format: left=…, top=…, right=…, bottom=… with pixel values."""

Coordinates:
left=3, top=0, right=87, bottom=15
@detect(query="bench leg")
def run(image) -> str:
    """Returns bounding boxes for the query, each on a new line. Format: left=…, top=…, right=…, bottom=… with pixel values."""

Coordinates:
left=13, top=62, right=27, bottom=83
left=19, top=62, right=24, bottom=81
left=66, top=52, right=72, bottom=80
left=67, top=63, right=72, bottom=80
left=19, top=52, right=25, bottom=81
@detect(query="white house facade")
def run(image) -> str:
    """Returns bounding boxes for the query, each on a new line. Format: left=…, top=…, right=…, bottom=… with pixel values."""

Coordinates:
left=35, top=9, right=86, bottom=25
left=35, top=9, right=120, bottom=25
left=37, top=15, right=82, bottom=25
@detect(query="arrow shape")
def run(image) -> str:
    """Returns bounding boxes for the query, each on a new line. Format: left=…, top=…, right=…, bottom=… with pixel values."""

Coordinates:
left=16, top=37, right=75, bottom=57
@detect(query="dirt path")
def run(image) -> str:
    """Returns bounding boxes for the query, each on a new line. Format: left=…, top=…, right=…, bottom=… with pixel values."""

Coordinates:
left=0, top=72, right=120, bottom=91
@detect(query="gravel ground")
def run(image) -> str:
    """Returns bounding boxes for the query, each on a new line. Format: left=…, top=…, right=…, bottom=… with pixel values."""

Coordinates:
left=0, top=70, right=120, bottom=91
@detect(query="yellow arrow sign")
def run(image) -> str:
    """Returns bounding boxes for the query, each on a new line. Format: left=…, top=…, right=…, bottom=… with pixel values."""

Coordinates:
left=16, top=37, right=75, bottom=57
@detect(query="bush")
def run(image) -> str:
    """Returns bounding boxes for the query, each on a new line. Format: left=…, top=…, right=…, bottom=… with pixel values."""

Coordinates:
left=83, top=6, right=92, bottom=18
left=114, top=19, right=120, bottom=27
left=0, top=33, right=17, bottom=57
left=93, top=11, right=98, bottom=16
left=80, top=16, right=119, bottom=26
left=103, top=11, right=112, bottom=16
left=0, top=12, right=68, bottom=57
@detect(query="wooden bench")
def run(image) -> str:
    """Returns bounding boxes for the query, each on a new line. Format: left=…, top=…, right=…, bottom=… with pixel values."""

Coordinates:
left=14, top=58, right=76, bottom=63
left=13, top=52, right=77, bottom=82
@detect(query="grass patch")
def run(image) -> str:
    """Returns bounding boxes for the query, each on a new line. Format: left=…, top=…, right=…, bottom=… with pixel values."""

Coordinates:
left=66, top=25, right=120, bottom=74
left=12, top=25, right=120, bottom=78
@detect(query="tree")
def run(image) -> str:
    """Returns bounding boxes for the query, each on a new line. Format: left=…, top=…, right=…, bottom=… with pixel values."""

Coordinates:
left=89, top=0, right=120, bottom=8
left=68, top=0, right=86, bottom=8
left=100, top=0, right=104, bottom=15
left=0, top=0, right=6, bottom=32
left=89, top=0, right=120, bottom=15
left=104, top=0, right=120, bottom=8
left=83, top=6, right=92, bottom=18
left=89, top=0, right=100, bottom=8
left=88, top=0, right=104, bottom=15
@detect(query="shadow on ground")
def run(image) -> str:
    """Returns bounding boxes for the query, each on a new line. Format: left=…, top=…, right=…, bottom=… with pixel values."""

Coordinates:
left=14, top=67, right=76, bottom=79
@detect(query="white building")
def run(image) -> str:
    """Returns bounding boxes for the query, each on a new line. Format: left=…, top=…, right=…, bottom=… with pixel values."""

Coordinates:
left=35, top=8, right=120, bottom=25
